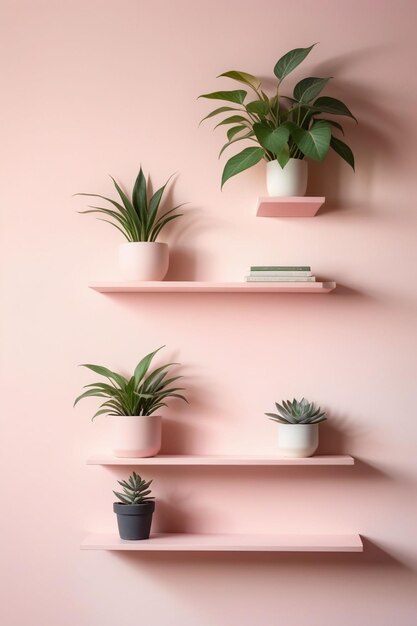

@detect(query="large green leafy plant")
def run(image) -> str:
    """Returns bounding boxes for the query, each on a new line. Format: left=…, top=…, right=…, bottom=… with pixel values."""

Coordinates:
left=266, top=397, right=327, bottom=424
left=74, top=347, right=187, bottom=419
left=77, top=167, right=184, bottom=242
left=199, top=44, right=357, bottom=187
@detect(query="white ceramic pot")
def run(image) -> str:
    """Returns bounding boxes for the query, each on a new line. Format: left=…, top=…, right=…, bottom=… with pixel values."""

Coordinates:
left=110, top=415, right=162, bottom=458
left=266, top=158, right=308, bottom=197
left=277, top=423, right=319, bottom=458
left=118, top=242, right=169, bottom=281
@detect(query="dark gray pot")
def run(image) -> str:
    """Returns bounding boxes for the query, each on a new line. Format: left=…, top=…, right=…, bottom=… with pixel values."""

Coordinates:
left=113, top=501, right=155, bottom=540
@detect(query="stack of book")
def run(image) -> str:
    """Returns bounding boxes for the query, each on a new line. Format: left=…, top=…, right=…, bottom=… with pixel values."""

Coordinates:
left=246, top=266, right=316, bottom=282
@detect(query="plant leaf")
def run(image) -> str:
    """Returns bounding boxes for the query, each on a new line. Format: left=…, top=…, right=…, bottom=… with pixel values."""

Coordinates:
left=218, top=70, right=261, bottom=90
left=214, top=115, right=249, bottom=129
left=218, top=131, right=254, bottom=157
left=313, top=96, right=357, bottom=122
left=330, top=135, right=355, bottom=170
left=288, top=120, right=331, bottom=160
left=245, top=100, right=269, bottom=115
left=79, top=364, right=127, bottom=388
left=133, top=347, right=163, bottom=387
left=221, top=147, right=264, bottom=188
left=199, top=90, right=247, bottom=104
left=199, top=106, right=240, bottom=125
left=253, top=123, right=289, bottom=155
left=227, top=125, right=248, bottom=141
left=293, top=77, right=331, bottom=103
left=274, top=44, right=316, bottom=82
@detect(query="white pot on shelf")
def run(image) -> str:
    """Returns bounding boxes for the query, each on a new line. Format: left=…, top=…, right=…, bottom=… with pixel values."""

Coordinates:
left=277, top=423, right=319, bottom=458
left=110, top=415, right=162, bottom=458
left=118, top=242, right=169, bottom=281
left=266, top=158, right=308, bottom=197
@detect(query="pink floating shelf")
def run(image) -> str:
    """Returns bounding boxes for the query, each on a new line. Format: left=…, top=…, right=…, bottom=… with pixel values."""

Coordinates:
left=87, top=454, right=354, bottom=466
left=257, top=196, right=325, bottom=217
left=89, top=281, right=336, bottom=294
left=81, top=532, right=363, bottom=552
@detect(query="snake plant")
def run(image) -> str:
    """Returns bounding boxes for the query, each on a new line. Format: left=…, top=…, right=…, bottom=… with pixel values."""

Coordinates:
left=114, top=472, right=154, bottom=505
left=74, top=346, right=187, bottom=419
left=266, top=397, right=327, bottom=424
left=199, top=44, right=357, bottom=187
left=77, top=167, right=185, bottom=242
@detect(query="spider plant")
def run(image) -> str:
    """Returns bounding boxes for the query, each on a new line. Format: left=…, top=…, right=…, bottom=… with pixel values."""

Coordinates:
left=74, top=346, right=187, bottom=420
left=199, top=44, right=357, bottom=187
left=76, top=167, right=184, bottom=241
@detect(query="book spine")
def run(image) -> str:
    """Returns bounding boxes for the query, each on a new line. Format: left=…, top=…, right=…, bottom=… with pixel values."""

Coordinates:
left=245, top=276, right=316, bottom=282
left=249, top=271, right=312, bottom=277
left=250, top=266, right=311, bottom=272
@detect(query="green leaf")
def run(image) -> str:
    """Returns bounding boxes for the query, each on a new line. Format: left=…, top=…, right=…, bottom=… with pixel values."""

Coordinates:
left=274, top=44, right=316, bottom=82
left=288, top=120, right=331, bottom=160
left=275, top=144, right=290, bottom=169
left=132, top=167, right=147, bottom=217
left=79, top=364, right=127, bottom=388
left=245, top=100, right=269, bottom=115
left=330, top=135, right=355, bottom=170
left=133, top=349, right=163, bottom=387
left=199, top=106, right=240, bottom=125
left=253, top=123, right=289, bottom=155
left=214, top=115, right=249, bottom=129
left=227, top=125, right=248, bottom=141
left=217, top=70, right=261, bottom=90
left=293, top=77, right=331, bottom=103
left=314, top=118, right=344, bottom=134
left=199, top=90, right=247, bottom=104
left=221, top=147, right=264, bottom=188
left=218, top=131, right=254, bottom=157
left=313, top=96, right=357, bottom=122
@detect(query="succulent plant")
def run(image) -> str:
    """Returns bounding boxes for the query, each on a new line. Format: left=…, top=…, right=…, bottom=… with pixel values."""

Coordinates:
left=266, top=397, right=327, bottom=424
left=74, top=346, right=187, bottom=420
left=113, top=471, right=154, bottom=505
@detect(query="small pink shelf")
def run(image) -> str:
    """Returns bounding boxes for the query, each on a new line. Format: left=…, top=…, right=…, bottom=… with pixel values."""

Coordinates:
left=257, top=196, right=325, bottom=217
left=81, top=532, right=363, bottom=552
left=89, top=281, right=336, bottom=294
left=87, top=454, right=354, bottom=466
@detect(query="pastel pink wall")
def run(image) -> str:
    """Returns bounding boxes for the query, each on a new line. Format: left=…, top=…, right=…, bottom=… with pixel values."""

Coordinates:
left=1, top=1, right=417, bottom=624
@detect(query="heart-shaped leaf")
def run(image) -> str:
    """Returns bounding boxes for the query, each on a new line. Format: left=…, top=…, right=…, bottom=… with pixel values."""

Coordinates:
left=246, top=100, right=269, bottom=115
left=253, top=123, right=290, bottom=155
left=274, top=44, right=316, bottom=82
left=313, top=96, right=357, bottom=121
left=293, top=77, right=331, bottom=103
left=221, top=147, right=264, bottom=188
left=288, top=120, right=331, bottom=160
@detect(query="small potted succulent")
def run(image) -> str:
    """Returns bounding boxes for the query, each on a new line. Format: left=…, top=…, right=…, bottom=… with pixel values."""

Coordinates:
left=265, top=397, right=327, bottom=457
left=113, top=471, right=155, bottom=540
left=77, top=167, right=185, bottom=280
left=199, top=44, right=356, bottom=196
left=74, top=346, right=187, bottom=457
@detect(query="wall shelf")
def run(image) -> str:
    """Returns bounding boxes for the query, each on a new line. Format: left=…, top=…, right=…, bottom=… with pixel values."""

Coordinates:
left=257, top=196, right=325, bottom=217
left=89, top=281, right=336, bottom=294
left=81, top=532, right=363, bottom=552
left=87, top=454, right=354, bottom=466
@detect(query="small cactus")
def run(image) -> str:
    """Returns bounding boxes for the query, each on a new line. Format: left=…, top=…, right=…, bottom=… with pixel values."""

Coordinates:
left=266, top=397, right=327, bottom=424
left=113, top=471, right=154, bottom=505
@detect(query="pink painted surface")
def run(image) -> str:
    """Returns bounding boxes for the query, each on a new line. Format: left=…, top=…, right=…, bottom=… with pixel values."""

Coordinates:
left=89, top=280, right=336, bottom=293
left=81, top=532, right=363, bottom=552
left=86, top=454, right=354, bottom=466
left=257, top=196, right=325, bottom=217
left=1, top=1, right=417, bottom=626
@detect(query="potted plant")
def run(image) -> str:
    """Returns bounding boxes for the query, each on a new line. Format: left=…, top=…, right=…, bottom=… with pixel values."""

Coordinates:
left=113, top=471, right=155, bottom=540
left=77, top=167, right=185, bottom=280
left=265, top=397, right=327, bottom=457
left=199, top=44, right=356, bottom=196
left=74, top=346, right=187, bottom=457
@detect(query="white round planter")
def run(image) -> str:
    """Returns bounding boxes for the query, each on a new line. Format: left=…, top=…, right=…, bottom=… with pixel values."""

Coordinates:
left=110, top=415, right=162, bottom=458
left=118, top=242, right=169, bottom=281
left=277, top=423, right=319, bottom=458
left=266, top=158, right=308, bottom=197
